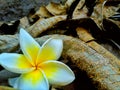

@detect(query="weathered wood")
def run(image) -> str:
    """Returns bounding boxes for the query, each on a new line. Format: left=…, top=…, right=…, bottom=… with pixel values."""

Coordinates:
left=76, top=27, right=120, bottom=70
left=36, top=35, right=120, bottom=90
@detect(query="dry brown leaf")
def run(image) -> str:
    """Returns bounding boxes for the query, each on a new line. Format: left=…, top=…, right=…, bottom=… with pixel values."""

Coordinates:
left=35, top=6, right=53, bottom=18
left=27, top=15, right=67, bottom=37
left=31, top=0, right=74, bottom=18
left=46, top=2, right=67, bottom=15
left=65, top=0, right=75, bottom=7
left=45, top=0, right=75, bottom=16
left=76, top=27, right=120, bottom=70
left=69, top=0, right=119, bottom=29
left=76, top=27, right=94, bottom=42
left=72, top=0, right=88, bottom=19
left=91, top=2, right=119, bottom=28
left=20, top=17, right=30, bottom=29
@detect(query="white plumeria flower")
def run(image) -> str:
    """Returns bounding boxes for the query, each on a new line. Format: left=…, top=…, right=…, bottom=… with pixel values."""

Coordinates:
left=0, top=28, right=75, bottom=90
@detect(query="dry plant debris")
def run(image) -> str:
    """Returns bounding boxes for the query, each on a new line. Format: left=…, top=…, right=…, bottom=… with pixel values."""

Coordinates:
left=0, top=0, right=120, bottom=90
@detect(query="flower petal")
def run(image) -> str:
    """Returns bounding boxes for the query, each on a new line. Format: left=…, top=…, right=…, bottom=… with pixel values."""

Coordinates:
left=13, top=70, right=49, bottom=90
left=0, top=53, right=34, bottom=73
left=40, top=61, right=75, bottom=86
left=9, top=77, right=20, bottom=88
left=20, top=28, right=41, bottom=65
left=37, top=38, right=63, bottom=63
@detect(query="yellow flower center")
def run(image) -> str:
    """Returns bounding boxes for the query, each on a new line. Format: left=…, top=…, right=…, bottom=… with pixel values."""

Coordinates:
left=33, top=63, right=40, bottom=70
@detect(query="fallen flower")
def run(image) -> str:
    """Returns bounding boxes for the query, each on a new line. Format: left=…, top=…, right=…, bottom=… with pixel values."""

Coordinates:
left=0, top=28, right=75, bottom=90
